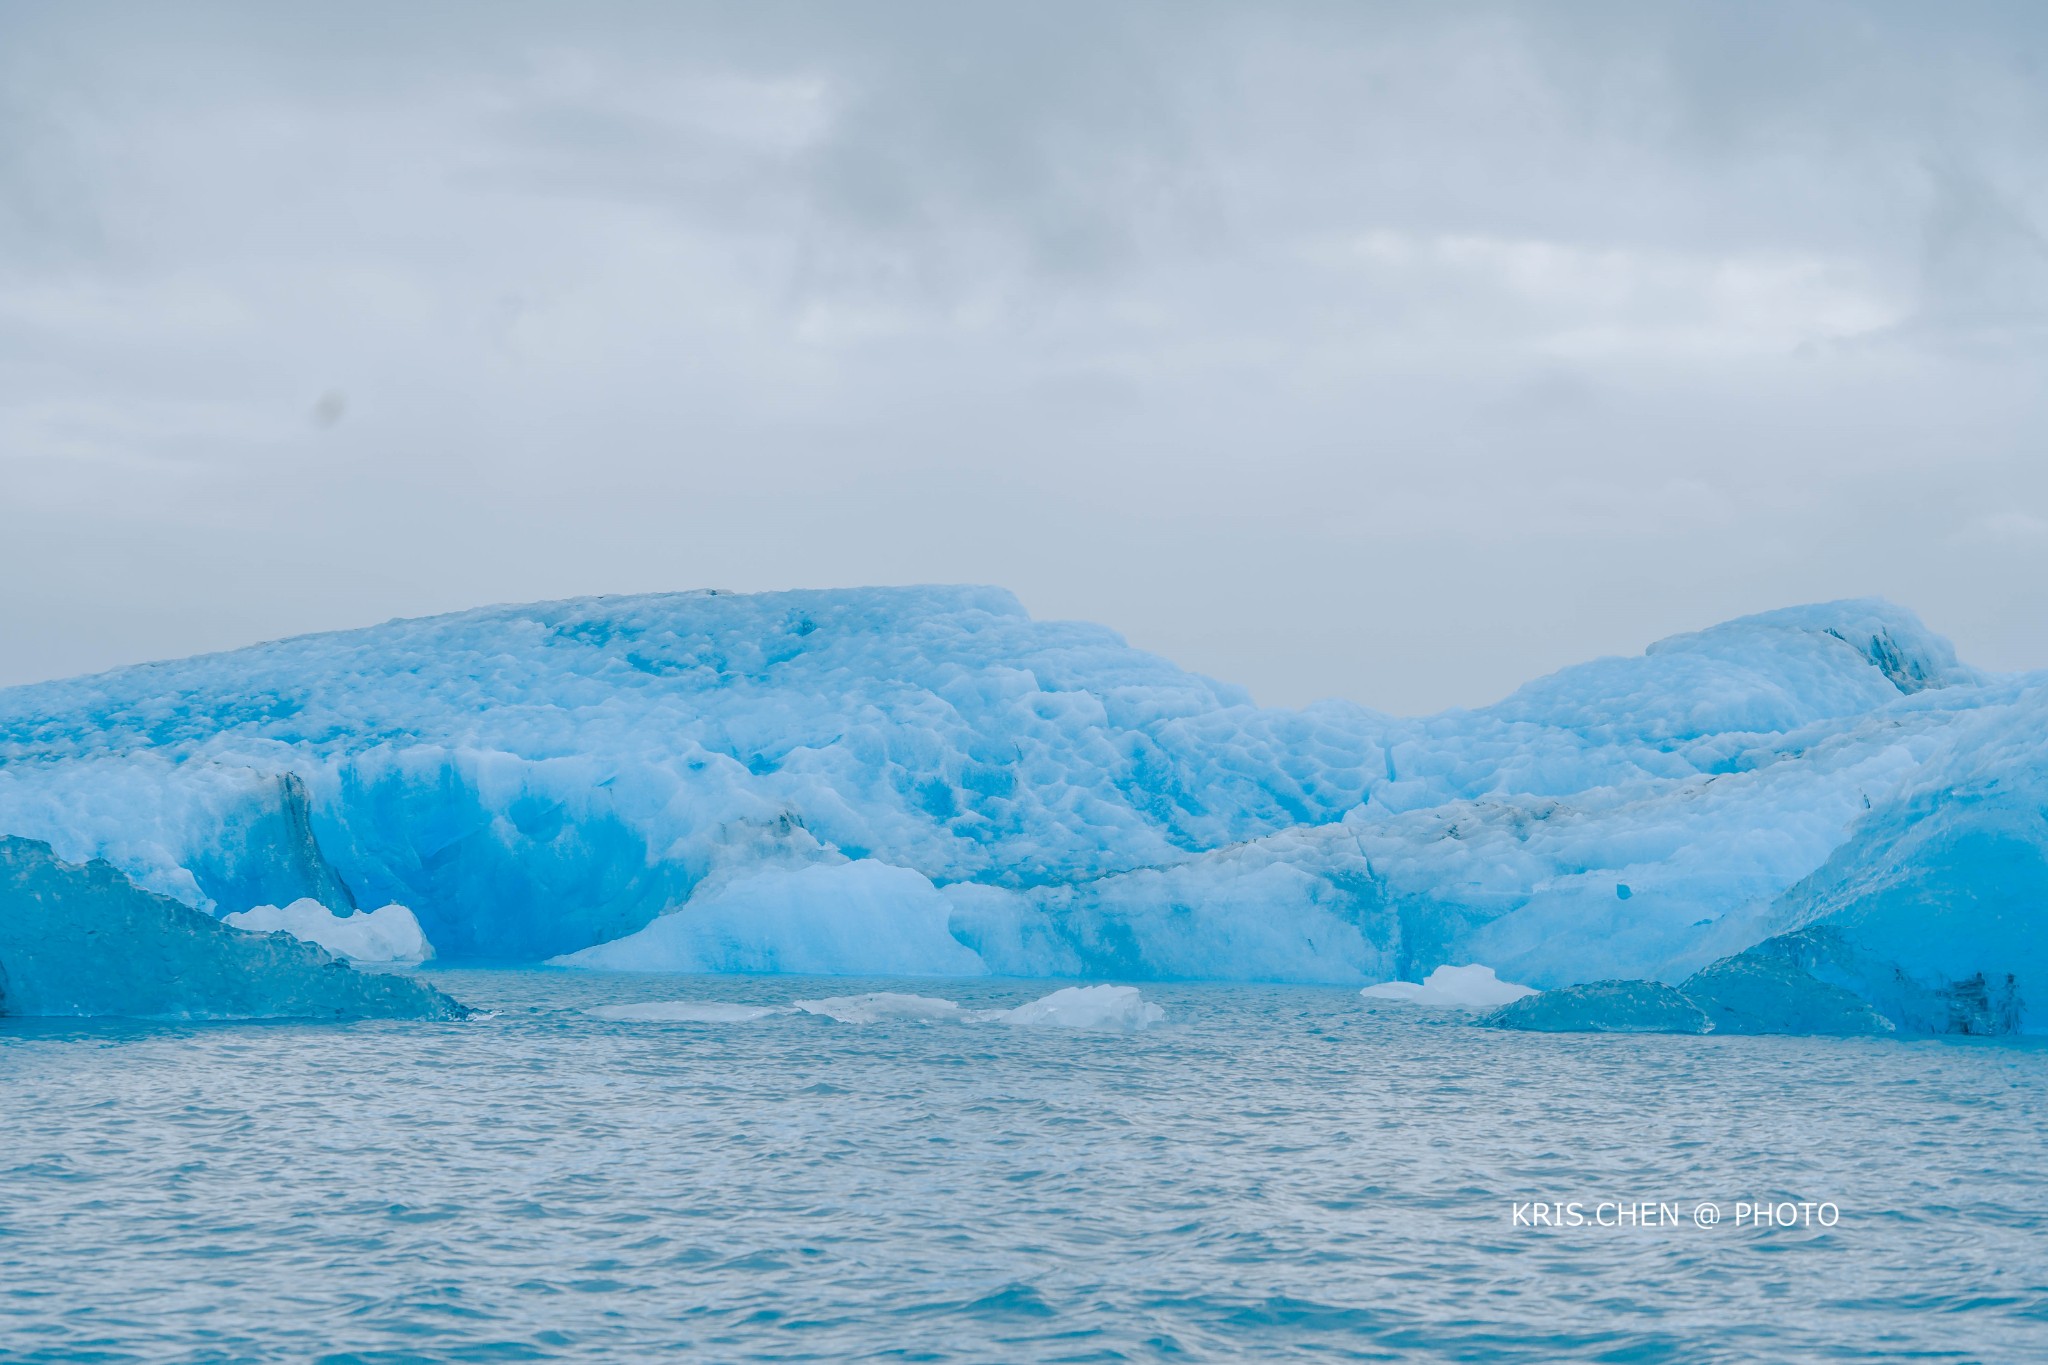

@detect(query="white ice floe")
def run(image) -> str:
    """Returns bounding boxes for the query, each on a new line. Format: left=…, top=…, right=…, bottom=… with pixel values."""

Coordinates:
left=584, top=1001, right=793, bottom=1023
left=792, top=992, right=967, bottom=1024
left=1359, top=964, right=1536, bottom=1010
left=590, top=984, right=1168, bottom=1030
left=996, top=984, right=1165, bottom=1031
left=224, top=898, right=434, bottom=964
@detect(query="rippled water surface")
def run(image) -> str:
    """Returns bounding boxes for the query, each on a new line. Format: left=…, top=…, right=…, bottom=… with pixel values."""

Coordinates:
left=4, top=971, right=2047, bottom=1363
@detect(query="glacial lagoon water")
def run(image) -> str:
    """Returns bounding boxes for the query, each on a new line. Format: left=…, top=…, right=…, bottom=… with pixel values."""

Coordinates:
left=4, top=971, right=2046, bottom=1363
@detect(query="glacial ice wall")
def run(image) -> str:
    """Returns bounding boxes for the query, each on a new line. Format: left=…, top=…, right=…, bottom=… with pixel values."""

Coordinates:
left=0, top=585, right=2037, bottom=1006
left=0, top=587, right=1387, bottom=958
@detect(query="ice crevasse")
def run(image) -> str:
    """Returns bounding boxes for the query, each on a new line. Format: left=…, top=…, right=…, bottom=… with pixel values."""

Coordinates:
left=0, top=585, right=2040, bottom=1032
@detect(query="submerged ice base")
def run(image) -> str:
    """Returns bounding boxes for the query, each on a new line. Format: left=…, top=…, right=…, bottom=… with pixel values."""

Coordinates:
left=1483, top=952, right=1896, bottom=1037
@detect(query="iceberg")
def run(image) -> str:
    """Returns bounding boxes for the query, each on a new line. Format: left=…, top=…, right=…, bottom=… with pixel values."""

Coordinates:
left=0, top=836, right=462, bottom=1020
left=225, top=899, right=434, bottom=964
left=0, top=586, right=1386, bottom=961
left=0, top=585, right=2038, bottom=1007
left=1360, top=964, right=1537, bottom=1010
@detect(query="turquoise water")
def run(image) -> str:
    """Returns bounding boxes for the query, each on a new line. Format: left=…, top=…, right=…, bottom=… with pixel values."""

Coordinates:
left=4, top=971, right=2046, bottom=1363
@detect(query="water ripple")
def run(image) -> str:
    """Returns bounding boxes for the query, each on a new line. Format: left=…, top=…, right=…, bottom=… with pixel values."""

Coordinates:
left=2, top=972, right=2045, bottom=1363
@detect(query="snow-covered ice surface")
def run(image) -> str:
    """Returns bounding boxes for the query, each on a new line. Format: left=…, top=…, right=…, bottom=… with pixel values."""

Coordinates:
left=5, top=969, right=2044, bottom=1363
left=224, top=899, right=434, bottom=964
left=1359, top=964, right=1536, bottom=1010
left=0, top=586, right=2040, bottom=1029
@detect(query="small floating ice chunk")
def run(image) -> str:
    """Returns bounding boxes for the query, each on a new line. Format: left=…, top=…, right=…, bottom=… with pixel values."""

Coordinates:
left=1359, top=964, right=1536, bottom=1011
left=224, top=898, right=434, bottom=965
left=999, top=985, right=1164, bottom=1031
left=585, top=1001, right=793, bottom=1023
left=793, top=992, right=966, bottom=1024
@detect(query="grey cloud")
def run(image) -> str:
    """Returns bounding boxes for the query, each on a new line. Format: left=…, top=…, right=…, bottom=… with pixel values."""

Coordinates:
left=1914, top=160, right=2048, bottom=338
left=1, top=2, right=2046, bottom=712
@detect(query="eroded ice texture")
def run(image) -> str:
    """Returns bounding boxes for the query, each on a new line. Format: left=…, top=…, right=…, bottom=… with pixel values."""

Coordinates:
left=0, top=837, right=462, bottom=1020
left=1360, top=964, right=1536, bottom=1010
left=225, top=899, right=433, bottom=964
left=0, top=586, right=2040, bottom=1019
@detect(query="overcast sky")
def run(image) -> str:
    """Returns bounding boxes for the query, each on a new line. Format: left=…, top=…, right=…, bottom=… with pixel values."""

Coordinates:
left=3, top=2, right=2046, bottom=713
